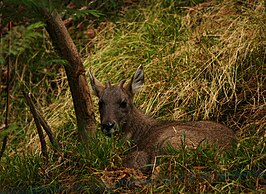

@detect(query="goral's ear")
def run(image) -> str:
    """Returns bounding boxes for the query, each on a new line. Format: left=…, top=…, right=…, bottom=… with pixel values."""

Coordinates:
left=88, top=69, right=105, bottom=97
left=125, top=65, right=144, bottom=96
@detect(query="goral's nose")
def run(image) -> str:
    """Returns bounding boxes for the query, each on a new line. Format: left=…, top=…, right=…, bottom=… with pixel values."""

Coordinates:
left=101, top=122, right=115, bottom=133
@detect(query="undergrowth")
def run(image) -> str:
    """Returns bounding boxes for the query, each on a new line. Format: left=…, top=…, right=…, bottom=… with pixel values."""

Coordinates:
left=0, top=0, right=265, bottom=193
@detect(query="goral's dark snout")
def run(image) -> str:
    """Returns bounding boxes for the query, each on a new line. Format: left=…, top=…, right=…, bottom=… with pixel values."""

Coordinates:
left=101, top=122, right=116, bottom=136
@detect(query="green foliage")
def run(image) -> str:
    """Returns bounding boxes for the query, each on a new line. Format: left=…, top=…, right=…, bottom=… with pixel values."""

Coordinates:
left=2, top=0, right=63, bottom=27
left=0, top=131, right=126, bottom=192
left=2, top=0, right=104, bottom=28
left=0, top=151, right=44, bottom=190
left=0, top=22, right=45, bottom=63
left=0, top=20, right=64, bottom=125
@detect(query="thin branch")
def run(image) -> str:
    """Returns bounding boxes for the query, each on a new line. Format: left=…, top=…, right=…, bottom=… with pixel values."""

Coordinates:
left=32, top=95, right=59, bottom=151
left=0, top=129, right=8, bottom=160
left=0, top=21, right=12, bottom=160
left=23, top=91, right=48, bottom=159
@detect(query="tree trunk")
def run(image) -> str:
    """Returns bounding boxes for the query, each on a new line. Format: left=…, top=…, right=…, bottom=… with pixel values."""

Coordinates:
left=42, top=9, right=96, bottom=144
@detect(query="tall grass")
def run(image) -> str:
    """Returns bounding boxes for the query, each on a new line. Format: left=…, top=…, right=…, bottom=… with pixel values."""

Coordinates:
left=0, top=0, right=265, bottom=192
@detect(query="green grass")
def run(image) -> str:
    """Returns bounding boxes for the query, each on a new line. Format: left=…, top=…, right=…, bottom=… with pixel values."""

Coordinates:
left=1, top=0, right=265, bottom=193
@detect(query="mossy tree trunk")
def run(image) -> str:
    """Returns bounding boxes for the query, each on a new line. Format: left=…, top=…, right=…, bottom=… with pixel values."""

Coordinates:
left=42, top=9, right=96, bottom=144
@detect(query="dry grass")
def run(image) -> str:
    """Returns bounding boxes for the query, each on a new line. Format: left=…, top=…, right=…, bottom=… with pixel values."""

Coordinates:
left=85, top=0, right=265, bottom=126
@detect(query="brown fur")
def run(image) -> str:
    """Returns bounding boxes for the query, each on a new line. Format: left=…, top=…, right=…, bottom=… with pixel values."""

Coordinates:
left=89, top=66, right=236, bottom=173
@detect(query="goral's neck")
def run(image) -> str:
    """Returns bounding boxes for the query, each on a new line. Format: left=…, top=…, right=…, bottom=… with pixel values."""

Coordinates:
left=124, top=108, right=159, bottom=144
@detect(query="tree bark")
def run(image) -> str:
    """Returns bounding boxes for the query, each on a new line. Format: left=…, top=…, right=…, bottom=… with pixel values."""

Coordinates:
left=42, top=9, right=96, bottom=144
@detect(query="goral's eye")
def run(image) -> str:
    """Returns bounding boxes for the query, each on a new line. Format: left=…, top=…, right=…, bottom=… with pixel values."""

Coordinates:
left=98, top=99, right=104, bottom=108
left=119, top=100, right=127, bottom=109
